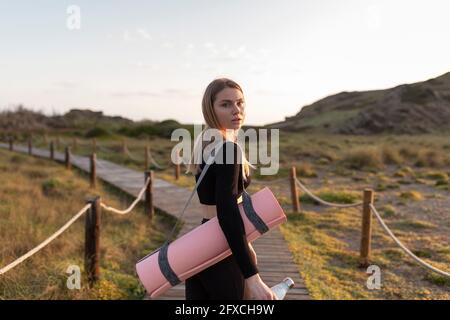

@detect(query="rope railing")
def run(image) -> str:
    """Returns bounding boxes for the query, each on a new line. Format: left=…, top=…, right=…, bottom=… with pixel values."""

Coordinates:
left=147, top=148, right=168, bottom=170
left=4, top=142, right=449, bottom=283
left=0, top=203, right=92, bottom=275
left=100, top=177, right=150, bottom=215
left=0, top=142, right=155, bottom=281
left=124, top=146, right=142, bottom=162
left=369, top=204, right=450, bottom=278
left=94, top=157, right=110, bottom=170
left=97, top=144, right=116, bottom=154
left=294, top=176, right=363, bottom=208
left=294, top=175, right=449, bottom=278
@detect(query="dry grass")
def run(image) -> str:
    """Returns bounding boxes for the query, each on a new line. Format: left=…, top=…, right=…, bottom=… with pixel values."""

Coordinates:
left=281, top=208, right=450, bottom=299
left=0, top=149, right=175, bottom=299
left=340, top=147, right=384, bottom=170
left=4, top=131, right=450, bottom=300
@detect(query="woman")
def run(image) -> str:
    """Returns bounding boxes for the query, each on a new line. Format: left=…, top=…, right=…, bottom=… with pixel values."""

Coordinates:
left=185, top=78, right=276, bottom=300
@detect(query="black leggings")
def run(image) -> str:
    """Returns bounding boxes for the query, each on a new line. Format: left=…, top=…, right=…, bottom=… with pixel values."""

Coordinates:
left=185, top=218, right=245, bottom=300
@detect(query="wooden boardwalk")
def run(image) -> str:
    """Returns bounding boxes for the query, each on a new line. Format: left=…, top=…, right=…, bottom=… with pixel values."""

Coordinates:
left=0, top=142, right=310, bottom=300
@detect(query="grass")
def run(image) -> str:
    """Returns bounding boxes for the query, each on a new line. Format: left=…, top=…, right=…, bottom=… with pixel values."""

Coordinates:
left=300, top=188, right=362, bottom=205
left=399, top=190, right=424, bottom=201
left=296, top=163, right=318, bottom=178
left=0, top=148, right=176, bottom=299
left=3, top=131, right=450, bottom=300
left=381, top=205, right=397, bottom=218
left=340, top=147, right=384, bottom=170
left=391, top=219, right=436, bottom=230
left=280, top=208, right=450, bottom=299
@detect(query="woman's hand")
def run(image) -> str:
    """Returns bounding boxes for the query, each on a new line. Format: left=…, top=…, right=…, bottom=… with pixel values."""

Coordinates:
left=243, top=274, right=276, bottom=300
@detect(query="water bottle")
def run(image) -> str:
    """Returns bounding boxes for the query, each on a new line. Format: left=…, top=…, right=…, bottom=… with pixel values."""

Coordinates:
left=270, top=277, right=295, bottom=300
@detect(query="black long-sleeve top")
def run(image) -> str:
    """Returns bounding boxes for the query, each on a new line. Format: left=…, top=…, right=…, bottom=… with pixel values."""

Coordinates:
left=195, top=141, right=258, bottom=279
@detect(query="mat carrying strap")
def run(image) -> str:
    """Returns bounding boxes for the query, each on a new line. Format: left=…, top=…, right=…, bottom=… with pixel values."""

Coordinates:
left=147, top=141, right=268, bottom=286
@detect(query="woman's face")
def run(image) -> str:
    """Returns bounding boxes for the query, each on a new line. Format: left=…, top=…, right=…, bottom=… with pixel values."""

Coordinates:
left=213, top=87, right=246, bottom=132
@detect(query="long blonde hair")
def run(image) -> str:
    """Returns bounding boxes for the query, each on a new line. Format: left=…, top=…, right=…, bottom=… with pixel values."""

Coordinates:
left=186, top=78, right=253, bottom=182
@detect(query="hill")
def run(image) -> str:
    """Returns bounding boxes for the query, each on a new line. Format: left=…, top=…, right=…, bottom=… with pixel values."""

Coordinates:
left=267, top=72, right=450, bottom=134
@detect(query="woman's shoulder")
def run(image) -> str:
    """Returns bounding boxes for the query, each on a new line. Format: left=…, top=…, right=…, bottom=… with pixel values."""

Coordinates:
left=214, top=141, right=241, bottom=164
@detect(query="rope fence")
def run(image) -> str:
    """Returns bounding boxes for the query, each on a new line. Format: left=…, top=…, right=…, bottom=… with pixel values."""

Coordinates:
left=369, top=204, right=450, bottom=278
left=292, top=174, right=450, bottom=279
left=100, top=177, right=150, bottom=215
left=295, top=177, right=364, bottom=208
left=0, top=203, right=91, bottom=275
left=0, top=173, right=153, bottom=280
left=0, top=140, right=155, bottom=284
left=1, top=137, right=449, bottom=282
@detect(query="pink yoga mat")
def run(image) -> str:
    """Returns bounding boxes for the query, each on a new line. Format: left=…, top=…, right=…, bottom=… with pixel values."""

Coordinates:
left=136, top=187, right=287, bottom=298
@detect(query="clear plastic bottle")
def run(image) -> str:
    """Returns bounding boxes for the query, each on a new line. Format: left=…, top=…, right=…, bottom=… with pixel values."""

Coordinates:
left=270, top=277, right=295, bottom=300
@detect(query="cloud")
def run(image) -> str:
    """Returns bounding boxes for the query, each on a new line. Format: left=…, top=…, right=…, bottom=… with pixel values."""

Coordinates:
left=136, top=28, right=152, bottom=40
left=111, top=91, right=160, bottom=98
left=162, top=41, right=175, bottom=48
left=111, top=88, right=196, bottom=99
left=203, top=42, right=219, bottom=55
left=366, top=4, right=382, bottom=31
left=121, top=28, right=153, bottom=42
left=123, top=30, right=132, bottom=41
left=132, top=61, right=160, bottom=70
left=53, top=81, right=80, bottom=89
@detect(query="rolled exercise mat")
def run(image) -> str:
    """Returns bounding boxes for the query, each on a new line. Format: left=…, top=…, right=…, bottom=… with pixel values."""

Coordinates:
left=136, top=186, right=287, bottom=298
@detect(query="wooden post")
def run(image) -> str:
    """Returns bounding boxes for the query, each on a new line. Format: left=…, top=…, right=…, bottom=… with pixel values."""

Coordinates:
left=174, top=150, right=180, bottom=180
left=90, top=153, right=96, bottom=189
left=144, top=170, right=154, bottom=220
left=28, top=136, right=32, bottom=155
left=85, top=196, right=101, bottom=287
left=9, top=137, right=13, bottom=151
left=122, top=139, right=127, bottom=155
left=360, top=189, right=374, bottom=267
left=65, top=146, right=71, bottom=170
left=92, top=138, right=96, bottom=153
left=144, top=146, right=149, bottom=170
left=290, top=166, right=300, bottom=213
left=50, top=141, right=54, bottom=160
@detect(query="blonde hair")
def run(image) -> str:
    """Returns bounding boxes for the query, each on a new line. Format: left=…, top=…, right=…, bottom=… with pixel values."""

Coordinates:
left=186, top=78, right=253, bottom=182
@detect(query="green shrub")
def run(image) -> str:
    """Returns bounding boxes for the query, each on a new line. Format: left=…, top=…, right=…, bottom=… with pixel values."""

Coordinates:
left=340, top=148, right=383, bottom=170
left=296, top=163, right=317, bottom=178
left=399, top=190, right=424, bottom=201
left=415, top=150, right=445, bottom=168
left=300, top=189, right=361, bottom=205
left=381, top=204, right=397, bottom=217
left=381, top=146, right=403, bottom=165
left=118, top=119, right=183, bottom=139
left=85, top=127, right=112, bottom=138
left=41, top=178, right=64, bottom=197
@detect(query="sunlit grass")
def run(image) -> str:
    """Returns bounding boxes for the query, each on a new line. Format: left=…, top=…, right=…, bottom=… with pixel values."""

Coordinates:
left=0, top=148, right=175, bottom=299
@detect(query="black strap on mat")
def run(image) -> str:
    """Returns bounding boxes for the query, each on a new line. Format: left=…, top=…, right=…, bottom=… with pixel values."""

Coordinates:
left=158, top=243, right=181, bottom=286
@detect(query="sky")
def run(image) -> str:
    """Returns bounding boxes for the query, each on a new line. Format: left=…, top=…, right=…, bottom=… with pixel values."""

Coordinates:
left=1, top=0, right=450, bottom=126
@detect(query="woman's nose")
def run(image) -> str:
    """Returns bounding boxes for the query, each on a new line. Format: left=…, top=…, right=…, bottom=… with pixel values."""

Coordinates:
left=231, top=103, right=241, bottom=113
